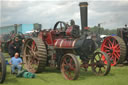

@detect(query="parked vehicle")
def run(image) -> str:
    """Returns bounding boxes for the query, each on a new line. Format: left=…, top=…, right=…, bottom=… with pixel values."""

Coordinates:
left=23, top=2, right=111, bottom=80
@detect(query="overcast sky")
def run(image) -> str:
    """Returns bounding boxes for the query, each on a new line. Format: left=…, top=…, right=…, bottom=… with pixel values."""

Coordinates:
left=0, top=0, right=128, bottom=29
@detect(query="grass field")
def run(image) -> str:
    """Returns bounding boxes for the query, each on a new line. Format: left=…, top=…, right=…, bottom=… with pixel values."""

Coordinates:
left=2, top=64, right=128, bottom=85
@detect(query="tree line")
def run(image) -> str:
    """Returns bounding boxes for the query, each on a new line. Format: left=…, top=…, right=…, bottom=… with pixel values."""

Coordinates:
left=90, top=26, right=117, bottom=35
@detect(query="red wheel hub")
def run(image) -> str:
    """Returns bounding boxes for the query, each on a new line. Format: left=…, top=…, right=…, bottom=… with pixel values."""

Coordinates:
left=101, top=36, right=120, bottom=66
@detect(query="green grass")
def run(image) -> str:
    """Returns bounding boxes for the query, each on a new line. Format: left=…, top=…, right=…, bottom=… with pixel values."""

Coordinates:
left=2, top=65, right=128, bottom=85
left=2, top=53, right=128, bottom=85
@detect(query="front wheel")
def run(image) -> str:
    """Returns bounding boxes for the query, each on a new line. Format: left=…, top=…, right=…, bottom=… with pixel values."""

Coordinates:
left=0, top=52, right=6, bottom=83
left=61, top=53, right=80, bottom=80
left=91, top=51, right=111, bottom=76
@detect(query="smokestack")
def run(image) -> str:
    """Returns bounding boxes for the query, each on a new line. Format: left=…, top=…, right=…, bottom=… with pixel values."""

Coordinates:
left=34, top=23, right=42, bottom=31
left=14, top=24, right=18, bottom=34
left=79, top=2, right=88, bottom=34
left=125, top=24, right=127, bottom=28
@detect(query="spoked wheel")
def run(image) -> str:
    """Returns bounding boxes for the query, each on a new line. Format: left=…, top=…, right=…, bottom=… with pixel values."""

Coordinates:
left=23, top=38, right=47, bottom=73
left=61, top=53, right=80, bottom=80
left=91, top=51, right=111, bottom=76
left=101, top=36, right=126, bottom=66
left=0, top=52, right=6, bottom=83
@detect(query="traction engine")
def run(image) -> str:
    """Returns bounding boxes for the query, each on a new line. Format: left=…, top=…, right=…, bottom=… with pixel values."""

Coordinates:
left=23, top=2, right=111, bottom=80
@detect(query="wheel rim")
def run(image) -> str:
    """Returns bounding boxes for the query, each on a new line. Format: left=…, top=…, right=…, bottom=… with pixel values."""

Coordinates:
left=0, top=52, right=6, bottom=83
left=0, top=57, right=2, bottom=80
left=91, top=52, right=111, bottom=76
left=23, top=38, right=47, bottom=73
left=101, top=36, right=121, bottom=66
left=24, top=39, right=39, bottom=72
left=61, top=54, right=80, bottom=80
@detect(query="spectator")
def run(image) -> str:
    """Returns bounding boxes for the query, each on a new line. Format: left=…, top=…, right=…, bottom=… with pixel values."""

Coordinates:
left=8, top=40, right=15, bottom=57
left=13, top=37, right=22, bottom=56
left=9, top=52, right=22, bottom=74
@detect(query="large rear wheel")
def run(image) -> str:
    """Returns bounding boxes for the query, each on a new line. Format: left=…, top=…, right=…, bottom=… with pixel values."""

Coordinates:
left=101, top=36, right=126, bottom=66
left=61, top=53, right=80, bottom=80
left=0, top=52, right=6, bottom=83
left=23, top=38, right=47, bottom=73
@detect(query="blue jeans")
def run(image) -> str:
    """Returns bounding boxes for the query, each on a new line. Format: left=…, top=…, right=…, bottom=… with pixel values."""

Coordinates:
left=11, top=64, right=22, bottom=73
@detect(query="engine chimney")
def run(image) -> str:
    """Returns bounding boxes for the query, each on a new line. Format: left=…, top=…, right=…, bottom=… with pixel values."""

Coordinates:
left=14, top=24, right=18, bottom=34
left=79, top=2, right=88, bottom=34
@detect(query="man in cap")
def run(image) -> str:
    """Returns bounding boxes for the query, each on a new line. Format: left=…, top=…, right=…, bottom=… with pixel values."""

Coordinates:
left=13, top=37, right=22, bottom=56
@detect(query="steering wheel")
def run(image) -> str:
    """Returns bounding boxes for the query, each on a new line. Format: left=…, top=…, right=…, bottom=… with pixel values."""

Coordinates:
left=53, top=21, right=68, bottom=32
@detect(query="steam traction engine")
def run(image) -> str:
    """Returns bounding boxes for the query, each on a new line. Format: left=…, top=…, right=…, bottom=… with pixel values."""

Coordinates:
left=0, top=24, right=25, bottom=53
left=101, top=25, right=128, bottom=66
left=23, top=2, right=111, bottom=80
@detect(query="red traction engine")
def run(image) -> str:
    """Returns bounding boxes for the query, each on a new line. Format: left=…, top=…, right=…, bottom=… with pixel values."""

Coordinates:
left=23, top=2, right=111, bottom=80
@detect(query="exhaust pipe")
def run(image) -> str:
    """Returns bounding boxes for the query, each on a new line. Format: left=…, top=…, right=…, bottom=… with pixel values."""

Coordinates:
left=14, top=24, right=18, bottom=34
left=79, top=2, right=88, bottom=34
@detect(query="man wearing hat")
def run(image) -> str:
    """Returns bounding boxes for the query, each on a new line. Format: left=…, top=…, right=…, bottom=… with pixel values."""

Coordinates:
left=13, top=37, right=22, bottom=56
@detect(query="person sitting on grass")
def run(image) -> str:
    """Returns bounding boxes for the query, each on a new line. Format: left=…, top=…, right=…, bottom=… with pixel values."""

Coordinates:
left=9, top=52, right=22, bottom=74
